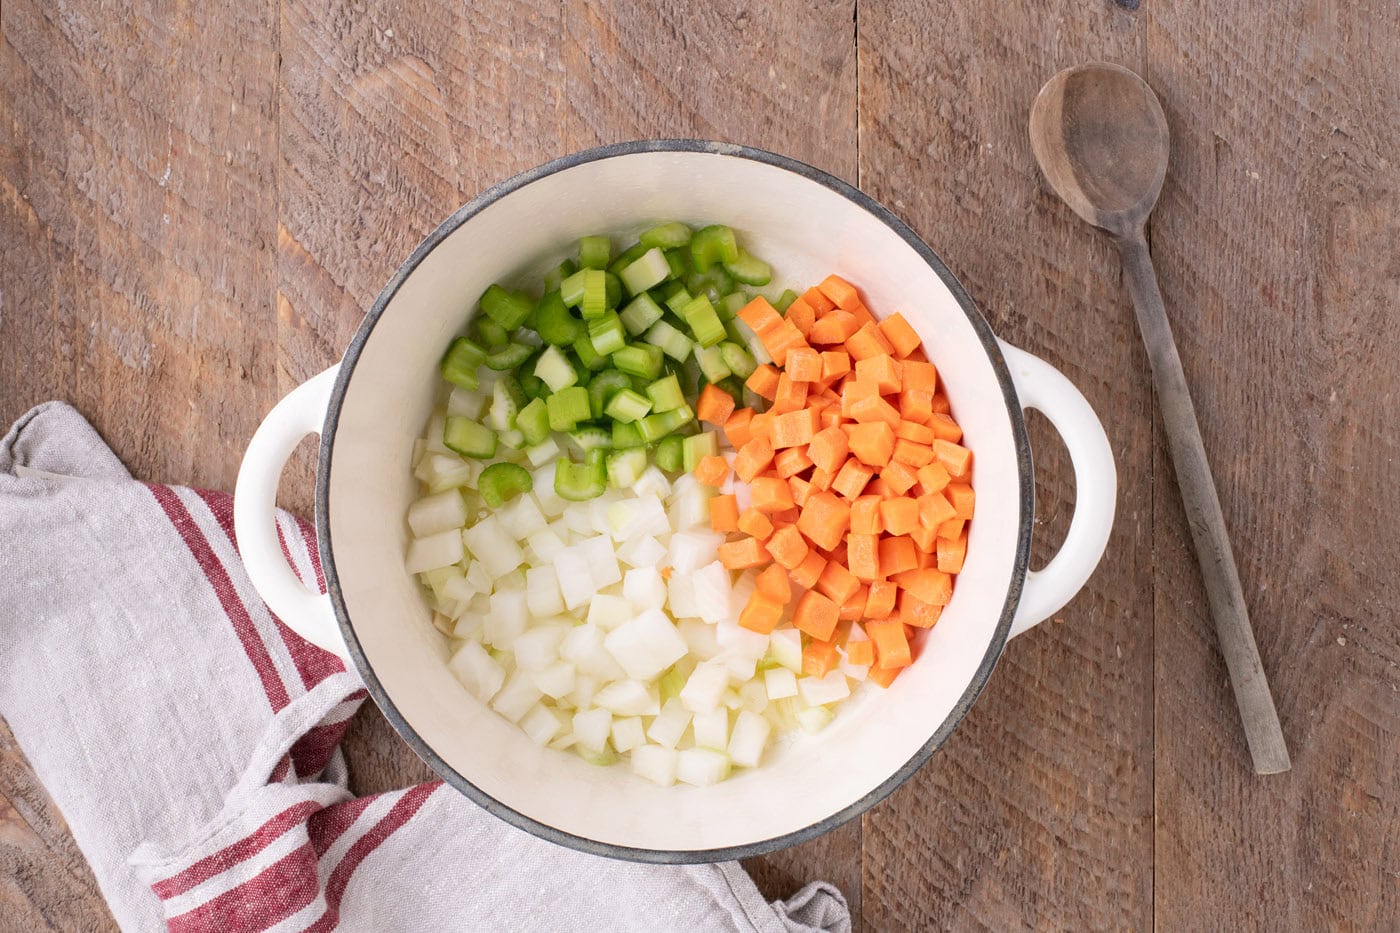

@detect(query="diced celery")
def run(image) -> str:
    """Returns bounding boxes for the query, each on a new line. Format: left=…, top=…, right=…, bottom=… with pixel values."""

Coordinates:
left=663, top=285, right=693, bottom=315
left=680, top=294, right=726, bottom=347
left=479, top=462, right=532, bottom=508
left=612, top=343, right=664, bottom=380
left=542, top=258, right=577, bottom=293
left=443, top=417, right=497, bottom=459
left=586, top=370, right=632, bottom=419
left=773, top=289, right=799, bottom=312
left=532, top=291, right=583, bottom=346
left=640, top=221, right=693, bottom=249
left=638, top=404, right=693, bottom=443
left=479, top=285, right=533, bottom=329
left=604, top=388, right=652, bottom=423
left=643, top=320, right=694, bottom=362
left=607, top=241, right=649, bottom=276
left=695, top=345, right=732, bottom=383
left=579, top=269, right=609, bottom=319
left=663, top=249, right=687, bottom=281
left=716, top=291, right=748, bottom=320
left=535, top=345, right=578, bottom=392
left=560, top=269, right=588, bottom=307
left=474, top=316, right=510, bottom=348
left=606, top=448, right=649, bottom=488
left=619, top=247, right=672, bottom=295
left=723, top=250, right=772, bottom=286
left=654, top=435, right=684, bottom=472
left=567, top=425, right=613, bottom=453
left=516, top=397, right=550, bottom=446
left=484, top=342, right=532, bottom=371
left=587, top=312, right=626, bottom=355
left=572, top=332, right=608, bottom=371
left=487, top=379, right=520, bottom=432
left=525, top=437, right=560, bottom=467
left=620, top=293, right=664, bottom=336
left=689, top=224, right=739, bottom=272
left=646, top=374, right=685, bottom=413
left=546, top=386, right=590, bottom=432
left=720, top=342, right=757, bottom=379
left=440, top=337, right=486, bottom=390
left=687, top=266, right=734, bottom=303
left=578, top=235, right=611, bottom=270
left=682, top=432, right=719, bottom=473
left=611, top=420, right=645, bottom=449
left=555, top=449, right=607, bottom=501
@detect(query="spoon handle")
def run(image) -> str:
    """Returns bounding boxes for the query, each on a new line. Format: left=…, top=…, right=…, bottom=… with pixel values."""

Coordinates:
left=1117, top=233, right=1291, bottom=775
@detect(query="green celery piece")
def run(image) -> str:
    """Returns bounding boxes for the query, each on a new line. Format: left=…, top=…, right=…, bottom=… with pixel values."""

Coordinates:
left=689, top=224, right=739, bottom=272
left=586, top=370, right=632, bottom=419
left=546, top=386, right=591, bottom=432
left=654, top=435, right=684, bottom=472
left=578, top=235, right=611, bottom=270
left=478, top=462, right=532, bottom=508
left=640, top=222, right=693, bottom=249
left=479, top=284, right=533, bottom=329
left=516, top=397, right=550, bottom=446
left=440, top=337, right=486, bottom=390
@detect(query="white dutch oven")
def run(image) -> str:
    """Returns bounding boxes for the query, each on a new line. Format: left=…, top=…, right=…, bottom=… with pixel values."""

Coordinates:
left=234, top=141, right=1116, bottom=862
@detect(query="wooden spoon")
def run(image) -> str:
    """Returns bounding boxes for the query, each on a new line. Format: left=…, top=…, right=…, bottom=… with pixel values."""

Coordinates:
left=1029, top=62, right=1291, bottom=774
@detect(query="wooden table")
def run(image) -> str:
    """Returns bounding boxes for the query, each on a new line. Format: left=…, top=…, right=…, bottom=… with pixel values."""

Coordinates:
left=3, top=1, right=1397, bottom=929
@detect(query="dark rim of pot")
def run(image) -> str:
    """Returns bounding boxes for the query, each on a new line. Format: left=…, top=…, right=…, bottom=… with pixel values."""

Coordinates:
left=315, top=139, right=1034, bottom=864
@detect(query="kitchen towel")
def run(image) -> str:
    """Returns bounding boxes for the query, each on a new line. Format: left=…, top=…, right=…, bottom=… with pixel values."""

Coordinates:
left=0, top=401, right=850, bottom=933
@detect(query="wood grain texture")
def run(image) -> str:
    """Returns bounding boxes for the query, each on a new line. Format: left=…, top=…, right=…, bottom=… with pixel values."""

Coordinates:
left=1145, top=1, right=1400, bottom=927
left=857, top=2, right=1156, bottom=929
left=2, top=0, right=1398, bottom=930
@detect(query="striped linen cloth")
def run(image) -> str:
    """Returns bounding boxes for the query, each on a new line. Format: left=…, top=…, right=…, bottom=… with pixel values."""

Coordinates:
left=0, top=402, right=850, bottom=933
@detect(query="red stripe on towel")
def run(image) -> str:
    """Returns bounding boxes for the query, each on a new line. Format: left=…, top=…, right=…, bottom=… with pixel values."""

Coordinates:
left=165, top=841, right=321, bottom=933
left=151, top=801, right=322, bottom=900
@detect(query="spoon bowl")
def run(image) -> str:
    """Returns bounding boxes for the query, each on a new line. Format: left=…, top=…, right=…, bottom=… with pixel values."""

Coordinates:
left=1028, top=62, right=1170, bottom=238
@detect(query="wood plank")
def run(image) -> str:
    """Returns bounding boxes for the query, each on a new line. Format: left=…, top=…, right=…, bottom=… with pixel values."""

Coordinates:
left=856, top=3, right=1155, bottom=929
left=1144, top=2, right=1400, bottom=927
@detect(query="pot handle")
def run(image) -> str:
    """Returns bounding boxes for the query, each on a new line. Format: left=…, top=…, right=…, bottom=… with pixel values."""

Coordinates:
left=233, top=365, right=349, bottom=659
left=998, top=341, right=1117, bottom=637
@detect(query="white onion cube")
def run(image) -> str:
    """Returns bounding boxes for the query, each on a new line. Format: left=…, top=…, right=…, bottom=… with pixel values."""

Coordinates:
left=586, top=594, right=635, bottom=631
left=764, top=667, right=798, bottom=700
left=691, top=561, right=733, bottom=625
left=491, top=670, right=542, bottom=723
left=622, top=566, right=667, bottom=611
left=632, top=466, right=672, bottom=499
left=404, top=529, right=464, bottom=574
left=668, top=532, right=724, bottom=575
left=728, top=710, right=772, bottom=768
left=677, top=748, right=731, bottom=787
left=610, top=716, right=646, bottom=753
left=483, top=590, right=528, bottom=649
left=679, top=661, right=731, bottom=714
left=666, top=574, right=698, bottom=619
left=524, top=565, right=565, bottom=617
left=677, top=620, right=720, bottom=661
left=447, top=640, right=505, bottom=704
left=617, top=534, right=667, bottom=569
left=529, top=660, right=576, bottom=698
left=593, top=680, right=657, bottom=716
left=798, top=670, right=851, bottom=706
left=632, top=745, right=678, bottom=787
left=768, top=628, right=803, bottom=672
left=578, top=534, right=623, bottom=588
left=692, top=708, right=729, bottom=751
left=525, top=528, right=567, bottom=563
left=604, top=609, right=689, bottom=681
left=571, top=708, right=612, bottom=752
left=520, top=704, right=567, bottom=746
left=462, top=516, right=523, bottom=580
left=408, top=489, right=468, bottom=538
left=500, top=494, right=548, bottom=539
left=647, top=699, right=693, bottom=749
left=512, top=624, right=566, bottom=670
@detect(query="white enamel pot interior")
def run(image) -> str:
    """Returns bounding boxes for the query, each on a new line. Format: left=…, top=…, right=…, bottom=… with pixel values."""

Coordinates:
left=233, top=141, right=1117, bottom=862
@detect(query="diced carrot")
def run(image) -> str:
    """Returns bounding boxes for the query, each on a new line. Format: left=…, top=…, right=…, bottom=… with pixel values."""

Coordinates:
left=771, top=507, right=801, bottom=526
left=693, top=454, right=730, bottom=487
left=892, top=437, right=935, bottom=468
left=790, top=549, right=827, bottom=589
left=878, top=312, right=923, bottom=358
left=734, top=437, right=775, bottom=482
left=784, top=297, right=816, bottom=337
left=865, top=580, right=898, bottom=620
left=850, top=495, right=883, bottom=535
left=945, top=482, right=975, bottom=520
left=850, top=395, right=901, bottom=427
left=821, top=539, right=848, bottom=567
left=937, top=517, right=965, bottom=541
left=878, top=535, right=918, bottom=576
left=756, top=562, right=792, bottom=603
left=918, top=491, right=957, bottom=530
left=896, top=420, right=936, bottom=444
left=770, top=407, right=818, bottom=448
left=867, top=663, right=902, bottom=688
left=786, top=346, right=823, bottom=382
left=832, top=458, right=874, bottom=499
left=724, top=408, right=755, bottom=448
left=839, top=379, right=881, bottom=418
left=770, top=373, right=809, bottom=415
left=931, top=393, right=952, bottom=414
left=809, top=310, right=860, bottom=344
left=932, top=439, right=973, bottom=477
left=808, top=466, right=834, bottom=492
left=802, top=637, right=840, bottom=677
left=745, top=364, right=780, bottom=401
left=846, top=302, right=876, bottom=327
left=766, top=525, right=810, bottom=570
left=718, top=536, right=771, bottom=570
left=865, top=477, right=892, bottom=498
left=802, top=286, right=836, bottom=315
left=893, top=567, right=953, bottom=605
left=739, top=592, right=784, bottom=634
left=902, top=360, right=939, bottom=393
left=845, top=638, right=876, bottom=667
left=760, top=320, right=808, bottom=367
left=915, top=462, right=951, bottom=495
left=749, top=411, right=774, bottom=440
left=910, top=521, right=938, bottom=554
left=854, top=354, right=902, bottom=394
left=816, top=561, right=861, bottom=604
left=751, top=476, right=796, bottom=513
left=840, top=586, right=868, bottom=621
left=710, top=493, right=739, bottom=532
left=937, top=532, right=968, bottom=574
left=867, top=620, right=912, bottom=669
left=846, top=532, right=881, bottom=582
left=928, top=412, right=963, bottom=442
left=898, top=590, right=944, bottom=628
left=738, top=508, right=774, bottom=541
left=898, top=389, right=933, bottom=423
left=807, top=426, right=850, bottom=474
left=788, top=475, right=813, bottom=508
left=820, top=350, right=852, bottom=381
left=796, top=492, right=851, bottom=551
left=847, top=421, right=895, bottom=467
left=817, top=274, right=861, bottom=311
left=696, top=383, right=736, bottom=427
left=880, top=497, right=920, bottom=536
left=737, top=296, right=783, bottom=335
left=774, top=445, right=814, bottom=478
left=820, top=408, right=843, bottom=431
left=794, top=590, right=840, bottom=641
left=846, top=322, right=895, bottom=361
left=880, top=459, right=919, bottom=496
